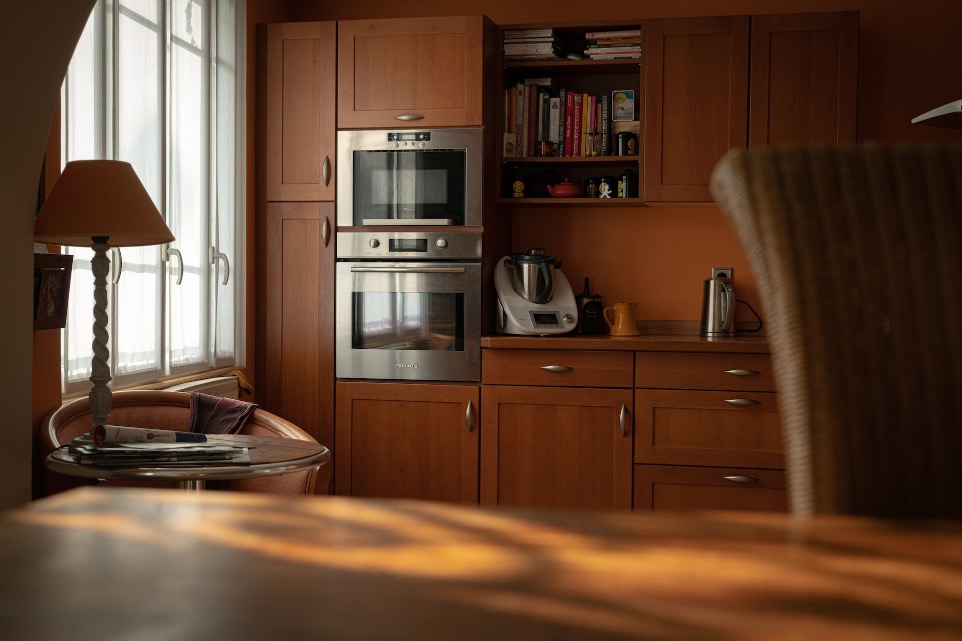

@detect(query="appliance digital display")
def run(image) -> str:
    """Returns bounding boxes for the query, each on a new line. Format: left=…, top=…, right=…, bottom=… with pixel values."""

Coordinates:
left=531, top=312, right=560, bottom=326
left=389, top=238, right=428, bottom=253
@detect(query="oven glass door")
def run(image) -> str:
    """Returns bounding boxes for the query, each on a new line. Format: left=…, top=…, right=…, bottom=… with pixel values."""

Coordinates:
left=351, top=149, right=466, bottom=225
left=336, top=262, right=481, bottom=381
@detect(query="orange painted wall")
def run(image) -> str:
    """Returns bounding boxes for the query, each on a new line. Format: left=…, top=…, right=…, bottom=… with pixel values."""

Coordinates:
left=288, top=0, right=962, bottom=322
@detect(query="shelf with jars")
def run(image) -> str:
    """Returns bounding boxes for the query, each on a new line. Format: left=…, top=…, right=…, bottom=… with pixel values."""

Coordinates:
left=497, top=23, right=643, bottom=207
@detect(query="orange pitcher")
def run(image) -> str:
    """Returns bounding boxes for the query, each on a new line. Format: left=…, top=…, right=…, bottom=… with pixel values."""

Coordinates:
left=603, top=302, right=639, bottom=336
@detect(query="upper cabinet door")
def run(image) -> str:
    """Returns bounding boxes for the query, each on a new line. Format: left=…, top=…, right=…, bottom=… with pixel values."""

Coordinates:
left=644, top=16, right=750, bottom=203
left=749, top=12, right=859, bottom=146
left=337, top=16, right=486, bottom=128
left=265, top=22, right=336, bottom=202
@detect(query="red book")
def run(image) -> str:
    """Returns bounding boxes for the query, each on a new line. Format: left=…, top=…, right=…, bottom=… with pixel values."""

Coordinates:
left=572, top=93, right=583, bottom=157
left=563, top=91, right=574, bottom=157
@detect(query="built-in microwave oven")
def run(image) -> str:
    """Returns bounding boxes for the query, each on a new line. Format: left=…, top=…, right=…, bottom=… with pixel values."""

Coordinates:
left=336, top=128, right=483, bottom=227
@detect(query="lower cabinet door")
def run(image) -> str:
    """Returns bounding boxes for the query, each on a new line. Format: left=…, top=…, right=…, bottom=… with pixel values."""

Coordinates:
left=481, top=386, right=634, bottom=510
left=634, top=464, right=787, bottom=512
left=335, top=381, right=479, bottom=503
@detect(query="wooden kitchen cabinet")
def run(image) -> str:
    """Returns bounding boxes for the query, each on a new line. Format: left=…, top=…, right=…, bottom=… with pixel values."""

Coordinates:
left=633, top=352, right=786, bottom=512
left=749, top=12, right=858, bottom=147
left=262, top=201, right=335, bottom=454
left=334, top=381, right=480, bottom=503
left=337, top=16, right=491, bottom=128
left=481, top=350, right=634, bottom=510
left=643, top=16, right=750, bottom=203
left=643, top=11, right=858, bottom=203
left=264, top=22, right=336, bottom=202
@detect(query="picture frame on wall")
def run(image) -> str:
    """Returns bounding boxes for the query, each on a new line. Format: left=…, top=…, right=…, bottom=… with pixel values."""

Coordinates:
left=33, top=253, right=73, bottom=330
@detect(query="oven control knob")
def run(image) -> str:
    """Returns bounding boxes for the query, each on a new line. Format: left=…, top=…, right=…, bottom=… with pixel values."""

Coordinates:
left=436, top=239, right=448, bottom=249
left=368, top=239, right=380, bottom=248
left=392, top=142, right=399, bottom=149
left=563, top=313, right=575, bottom=324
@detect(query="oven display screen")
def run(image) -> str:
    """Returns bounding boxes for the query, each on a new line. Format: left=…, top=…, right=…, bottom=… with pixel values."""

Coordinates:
left=389, top=238, right=427, bottom=253
left=352, top=292, right=465, bottom=351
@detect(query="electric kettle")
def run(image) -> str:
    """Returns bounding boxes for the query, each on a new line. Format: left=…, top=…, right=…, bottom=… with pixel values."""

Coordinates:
left=507, top=248, right=562, bottom=304
left=700, top=268, right=736, bottom=337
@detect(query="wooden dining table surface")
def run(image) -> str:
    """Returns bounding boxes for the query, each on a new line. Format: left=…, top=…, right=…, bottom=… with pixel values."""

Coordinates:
left=1, top=486, right=960, bottom=640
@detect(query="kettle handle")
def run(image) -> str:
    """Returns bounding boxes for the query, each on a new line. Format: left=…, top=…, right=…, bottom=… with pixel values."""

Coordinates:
left=534, top=259, right=554, bottom=304
left=721, top=281, right=735, bottom=332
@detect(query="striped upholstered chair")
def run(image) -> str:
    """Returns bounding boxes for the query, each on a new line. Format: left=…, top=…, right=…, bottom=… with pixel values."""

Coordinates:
left=710, top=144, right=962, bottom=519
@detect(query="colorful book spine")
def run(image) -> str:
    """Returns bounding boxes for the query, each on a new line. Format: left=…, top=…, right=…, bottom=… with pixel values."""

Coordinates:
left=572, top=93, right=583, bottom=157
left=600, top=93, right=611, bottom=156
left=548, top=97, right=561, bottom=148
left=515, top=83, right=524, bottom=157
left=526, top=84, right=539, bottom=156
left=563, top=91, right=573, bottom=157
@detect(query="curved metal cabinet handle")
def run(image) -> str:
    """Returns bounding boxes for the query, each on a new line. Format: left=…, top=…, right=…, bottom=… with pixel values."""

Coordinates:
left=724, top=398, right=760, bottom=406
left=164, top=246, right=184, bottom=285
left=321, top=156, right=331, bottom=187
left=321, top=217, right=331, bottom=248
left=619, top=404, right=627, bottom=437
left=465, top=401, right=474, bottom=432
left=723, top=475, right=759, bottom=483
left=541, top=365, right=573, bottom=373
left=724, top=368, right=760, bottom=376
left=110, top=248, right=123, bottom=284
left=394, top=113, right=425, bottom=121
left=209, top=246, right=230, bottom=285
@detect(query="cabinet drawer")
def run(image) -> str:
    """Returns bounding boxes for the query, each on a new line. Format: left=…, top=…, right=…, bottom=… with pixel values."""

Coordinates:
left=635, top=352, right=775, bottom=391
left=635, top=389, right=783, bottom=468
left=634, top=464, right=787, bottom=512
left=482, top=350, right=633, bottom=388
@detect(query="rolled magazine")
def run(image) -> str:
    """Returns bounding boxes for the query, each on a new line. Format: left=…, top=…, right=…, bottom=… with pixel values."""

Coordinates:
left=92, top=424, right=207, bottom=446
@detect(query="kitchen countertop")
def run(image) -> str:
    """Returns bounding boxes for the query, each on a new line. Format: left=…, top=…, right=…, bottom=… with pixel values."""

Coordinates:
left=481, top=333, right=770, bottom=353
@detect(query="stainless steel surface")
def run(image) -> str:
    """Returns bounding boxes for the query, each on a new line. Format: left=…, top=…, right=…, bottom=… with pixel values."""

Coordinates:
left=723, top=475, right=759, bottom=483
left=508, top=252, right=559, bottom=304
left=337, top=230, right=482, bottom=260
left=337, top=127, right=483, bottom=227
left=700, top=268, right=736, bottom=337
left=335, top=260, right=481, bottom=382
left=361, top=218, right=455, bottom=226
left=724, top=368, right=759, bottom=376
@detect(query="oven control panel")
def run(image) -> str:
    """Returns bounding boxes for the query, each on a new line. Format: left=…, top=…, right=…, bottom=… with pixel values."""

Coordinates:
left=337, top=231, right=482, bottom=260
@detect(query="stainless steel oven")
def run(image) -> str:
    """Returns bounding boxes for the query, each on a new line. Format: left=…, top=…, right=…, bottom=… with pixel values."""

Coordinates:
left=336, top=230, right=482, bottom=382
left=336, top=128, right=483, bottom=227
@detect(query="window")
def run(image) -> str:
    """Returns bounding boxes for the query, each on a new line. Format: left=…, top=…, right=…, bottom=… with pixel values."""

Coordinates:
left=60, top=0, right=245, bottom=395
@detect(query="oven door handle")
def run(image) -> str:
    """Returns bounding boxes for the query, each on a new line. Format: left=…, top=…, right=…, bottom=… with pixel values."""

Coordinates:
left=349, top=267, right=467, bottom=274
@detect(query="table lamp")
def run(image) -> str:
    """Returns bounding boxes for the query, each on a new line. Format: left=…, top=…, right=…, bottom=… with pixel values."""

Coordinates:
left=35, top=160, right=175, bottom=428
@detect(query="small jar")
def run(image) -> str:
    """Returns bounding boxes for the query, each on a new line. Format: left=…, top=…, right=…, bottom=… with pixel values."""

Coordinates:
left=584, top=177, right=599, bottom=198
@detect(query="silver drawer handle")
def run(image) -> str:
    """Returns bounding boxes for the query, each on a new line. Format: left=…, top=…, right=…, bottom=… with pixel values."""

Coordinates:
left=394, top=113, right=425, bottom=121
left=541, top=365, right=573, bottom=372
left=723, top=475, right=758, bottom=483
left=725, top=368, right=760, bottom=376
left=619, top=404, right=627, bottom=437
left=322, top=156, right=331, bottom=187
left=465, top=401, right=474, bottom=433
left=724, top=398, right=760, bottom=406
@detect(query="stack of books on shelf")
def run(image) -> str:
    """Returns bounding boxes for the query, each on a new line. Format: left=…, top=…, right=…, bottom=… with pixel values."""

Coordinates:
left=583, top=28, right=642, bottom=60
left=504, top=81, right=630, bottom=158
left=502, top=27, right=564, bottom=61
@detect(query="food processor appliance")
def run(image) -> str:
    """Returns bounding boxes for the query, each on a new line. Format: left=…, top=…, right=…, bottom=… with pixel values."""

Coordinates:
left=494, top=249, right=578, bottom=335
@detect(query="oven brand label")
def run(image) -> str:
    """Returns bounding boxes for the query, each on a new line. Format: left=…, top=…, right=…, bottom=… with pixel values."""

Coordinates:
left=396, top=363, right=418, bottom=369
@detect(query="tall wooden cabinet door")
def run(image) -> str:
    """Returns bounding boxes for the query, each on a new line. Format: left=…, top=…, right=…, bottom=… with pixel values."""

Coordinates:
left=263, top=202, right=335, bottom=457
left=337, top=16, right=486, bottom=128
left=265, top=22, right=336, bottom=202
left=643, top=17, right=749, bottom=202
left=480, top=386, right=633, bottom=510
left=335, top=382, right=480, bottom=503
left=749, top=12, right=858, bottom=147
